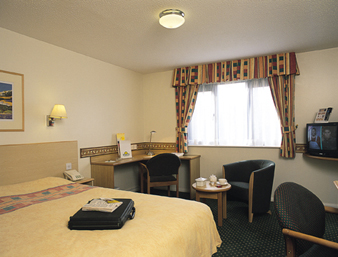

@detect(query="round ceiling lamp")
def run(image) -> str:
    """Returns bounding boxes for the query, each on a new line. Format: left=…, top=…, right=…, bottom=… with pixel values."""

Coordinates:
left=159, top=9, right=185, bottom=29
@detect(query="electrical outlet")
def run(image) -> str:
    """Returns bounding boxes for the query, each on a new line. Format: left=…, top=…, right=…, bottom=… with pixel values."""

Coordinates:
left=66, top=163, right=72, bottom=170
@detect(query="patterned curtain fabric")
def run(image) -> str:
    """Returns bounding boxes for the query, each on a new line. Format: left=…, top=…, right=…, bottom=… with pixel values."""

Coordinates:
left=172, top=52, right=299, bottom=157
left=268, top=75, right=297, bottom=158
left=175, top=85, right=199, bottom=153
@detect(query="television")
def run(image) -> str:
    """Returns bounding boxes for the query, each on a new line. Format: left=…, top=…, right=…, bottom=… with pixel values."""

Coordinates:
left=306, top=122, right=338, bottom=158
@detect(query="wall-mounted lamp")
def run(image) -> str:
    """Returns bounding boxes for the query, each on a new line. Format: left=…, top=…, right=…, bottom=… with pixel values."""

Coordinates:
left=147, top=131, right=156, bottom=156
left=47, top=104, right=67, bottom=127
left=159, top=9, right=185, bottom=29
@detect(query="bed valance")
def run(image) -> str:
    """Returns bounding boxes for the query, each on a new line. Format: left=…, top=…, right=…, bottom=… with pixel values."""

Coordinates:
left=172, top=52, right=299, bottom=86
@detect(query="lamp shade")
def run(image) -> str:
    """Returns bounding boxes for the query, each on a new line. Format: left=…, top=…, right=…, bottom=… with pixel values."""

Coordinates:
left=50, top=104, right=67, bottom=119
left=159, top=9, right=185, bottom=29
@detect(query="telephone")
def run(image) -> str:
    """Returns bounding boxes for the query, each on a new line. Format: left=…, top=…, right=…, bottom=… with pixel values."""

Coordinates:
left=63, top=169, right=84, bottom=181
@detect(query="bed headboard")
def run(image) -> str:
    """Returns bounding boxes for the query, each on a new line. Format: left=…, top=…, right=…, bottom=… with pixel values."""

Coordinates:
left=0, top=141, right=78, bottom=186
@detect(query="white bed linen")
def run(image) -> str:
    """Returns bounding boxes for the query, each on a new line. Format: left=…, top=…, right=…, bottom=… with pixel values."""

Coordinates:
left=0, top=177, right=221, bottom=257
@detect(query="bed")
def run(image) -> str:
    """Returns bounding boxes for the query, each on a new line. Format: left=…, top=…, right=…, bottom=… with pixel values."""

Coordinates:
left=0, top=141, right=221, bottom=257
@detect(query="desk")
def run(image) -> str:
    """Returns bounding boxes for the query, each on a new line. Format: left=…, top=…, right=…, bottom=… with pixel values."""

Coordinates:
left=91, top=153, right=200, bottom=199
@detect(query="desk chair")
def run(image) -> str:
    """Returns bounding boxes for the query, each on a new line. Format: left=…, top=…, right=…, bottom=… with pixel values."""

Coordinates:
left=274, top=182, right=338, bottom=257
left=223, top=160, right=275, bottom=222
left=139, top=153, right=181, bottom=197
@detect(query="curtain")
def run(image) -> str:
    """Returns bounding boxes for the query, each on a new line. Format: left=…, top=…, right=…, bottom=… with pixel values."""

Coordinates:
left=268, top=75, right=297, bottom=158
left=247, top=78, right=282, bottom=147
left=187, top=83, right=218, bottom=146
left=175, top=84, right=199, bottom=153
left=172, top=52, right=299, bottom=158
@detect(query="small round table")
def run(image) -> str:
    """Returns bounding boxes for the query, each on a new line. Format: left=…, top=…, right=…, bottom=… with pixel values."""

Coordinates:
left=192, top=181, right=231, bottom=226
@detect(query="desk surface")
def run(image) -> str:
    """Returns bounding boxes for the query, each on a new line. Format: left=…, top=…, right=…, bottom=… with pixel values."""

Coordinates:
left=91, top=154, right=201, bottom=166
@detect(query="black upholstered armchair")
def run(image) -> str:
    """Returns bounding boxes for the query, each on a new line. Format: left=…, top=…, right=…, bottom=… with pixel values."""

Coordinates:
left=274, top=182, right=338, bottom=257
left=222, top=160, right=275, bottom=222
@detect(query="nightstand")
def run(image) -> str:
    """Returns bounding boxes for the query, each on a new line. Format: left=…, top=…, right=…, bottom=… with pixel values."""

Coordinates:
left=75, top=178, right=94, bottom=186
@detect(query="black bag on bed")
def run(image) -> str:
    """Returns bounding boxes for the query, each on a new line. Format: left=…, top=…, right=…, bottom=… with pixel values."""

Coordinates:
left=68, top=199, right=135, bottom=230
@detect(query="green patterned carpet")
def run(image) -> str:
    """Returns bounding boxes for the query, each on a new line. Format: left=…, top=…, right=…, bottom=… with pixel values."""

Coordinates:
left=203, top=199, right=338, bottom=257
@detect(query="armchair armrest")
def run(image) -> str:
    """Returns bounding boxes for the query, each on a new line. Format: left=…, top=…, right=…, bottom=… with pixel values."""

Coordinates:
left=251, top=163, right=275, bottom=192
left=282, top=228, right=338, bottom=257
left=325, top=206, right=338, bottom=214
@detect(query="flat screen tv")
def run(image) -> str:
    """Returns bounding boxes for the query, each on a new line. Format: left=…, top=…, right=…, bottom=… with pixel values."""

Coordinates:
left=306, top=122, right=338, bottom=158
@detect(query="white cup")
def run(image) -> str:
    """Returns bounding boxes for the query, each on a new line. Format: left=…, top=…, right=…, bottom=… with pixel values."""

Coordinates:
left=219, top=178, right=227, bottom=185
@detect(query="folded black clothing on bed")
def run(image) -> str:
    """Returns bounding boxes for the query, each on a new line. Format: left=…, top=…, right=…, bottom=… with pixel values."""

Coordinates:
left=68, top=199, right=135, bottom=230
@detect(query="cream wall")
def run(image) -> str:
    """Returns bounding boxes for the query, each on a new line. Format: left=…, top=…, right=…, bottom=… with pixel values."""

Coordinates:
left=142, top=71, right=176, bottom=141
left=143, top=47, right=338, bottom=207
left=0, top=28, right=144, bottom=179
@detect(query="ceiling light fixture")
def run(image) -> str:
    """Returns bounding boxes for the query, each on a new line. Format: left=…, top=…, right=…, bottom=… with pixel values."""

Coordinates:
left=159, top=9, right=185, bottom=29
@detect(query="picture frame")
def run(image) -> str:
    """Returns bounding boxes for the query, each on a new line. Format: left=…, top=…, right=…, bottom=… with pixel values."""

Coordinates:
left=0, top=70, right=24, bottom=131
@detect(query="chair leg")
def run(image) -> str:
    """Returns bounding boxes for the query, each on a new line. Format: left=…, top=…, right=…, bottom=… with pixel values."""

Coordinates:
left=249, top=212, right=254, bottom=223
left=248, top=173, right=254, bottom=223
left=167, top=186, right=170, bottom=196
left=284, top=235, right=296, bottom=257
left=249, top=210, right=270, bottom=222
left=176, top=185, right=179, bottom=197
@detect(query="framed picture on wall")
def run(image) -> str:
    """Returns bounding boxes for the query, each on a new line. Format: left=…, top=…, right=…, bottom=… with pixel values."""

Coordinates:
left=0, top=70, right=24, bottom=131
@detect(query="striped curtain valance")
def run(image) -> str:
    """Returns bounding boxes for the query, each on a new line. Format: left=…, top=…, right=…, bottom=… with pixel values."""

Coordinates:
left=172, top=52, right=299, bottom=86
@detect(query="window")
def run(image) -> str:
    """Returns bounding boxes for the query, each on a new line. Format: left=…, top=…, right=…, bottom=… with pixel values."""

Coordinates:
left=188, top=78, right=281, bottom=147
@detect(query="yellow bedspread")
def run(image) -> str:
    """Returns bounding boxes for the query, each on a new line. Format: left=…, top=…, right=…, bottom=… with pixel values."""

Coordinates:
left=0, top=177, right=221, bottom=257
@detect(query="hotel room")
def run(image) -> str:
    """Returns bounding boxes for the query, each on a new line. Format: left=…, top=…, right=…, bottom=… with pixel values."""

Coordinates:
left=1, top=1, right=338, bottom=256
